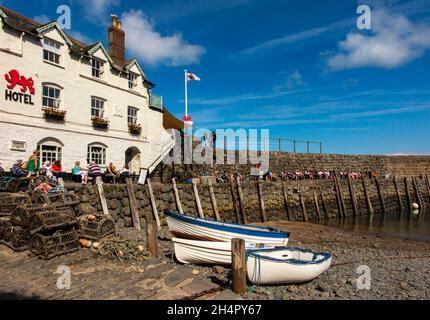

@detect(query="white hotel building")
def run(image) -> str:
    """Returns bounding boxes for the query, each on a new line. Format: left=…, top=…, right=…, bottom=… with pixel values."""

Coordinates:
left=0, top=5, right=182, bottom=174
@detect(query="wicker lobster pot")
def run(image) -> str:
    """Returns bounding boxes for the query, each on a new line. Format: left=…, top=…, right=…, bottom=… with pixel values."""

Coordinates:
left=32, top=191, right=80, bottom=208
left=0, top=219, right=31, bottom=252
left=0, top=193, right=31, bottom=216
left=30, top=229, right=79, bottom=260
left=29, top=209, right=78, bottom=235
left=0, top=177, right=29, bottom=193
left=79, top=215, right=116, bottom=240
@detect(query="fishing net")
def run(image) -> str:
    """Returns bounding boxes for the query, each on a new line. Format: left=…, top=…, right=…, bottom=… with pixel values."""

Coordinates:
left=78, top=214, right=116, bottom=240
left=97, top=235, right=151, bottom=263
left=30, top=228, right=79, bottom=260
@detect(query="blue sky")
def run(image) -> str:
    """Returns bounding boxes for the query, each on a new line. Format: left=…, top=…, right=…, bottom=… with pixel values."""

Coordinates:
left=2, top=0, right=430, bottom=155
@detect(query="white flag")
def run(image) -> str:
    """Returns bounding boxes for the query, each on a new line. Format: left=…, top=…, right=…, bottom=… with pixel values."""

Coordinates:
left=187, top=72, right=201, bottom=81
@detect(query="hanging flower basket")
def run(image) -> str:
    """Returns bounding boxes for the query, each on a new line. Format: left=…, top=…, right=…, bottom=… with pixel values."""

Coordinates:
left=128, top=123, right=142, bottom=134
left=42, top=107, right=66, bottom=120
left=92, top=116, right=109, bottom=128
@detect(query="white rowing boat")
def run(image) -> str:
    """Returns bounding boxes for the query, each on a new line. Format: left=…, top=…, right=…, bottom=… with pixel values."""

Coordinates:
left=172, top=237, right=273, bottom=265
left=165, top=210, right=289, bottom=246
left=246, top=248, right=332, bottom=285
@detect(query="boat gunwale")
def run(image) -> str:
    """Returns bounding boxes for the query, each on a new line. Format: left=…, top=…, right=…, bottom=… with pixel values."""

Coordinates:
left=165, top=211, right=290, bottom=239
left=246, top=247, right=332, bottom=265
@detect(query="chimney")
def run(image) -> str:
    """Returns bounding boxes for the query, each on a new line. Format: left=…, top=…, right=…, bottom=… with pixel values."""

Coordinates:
left=108, top=15, right=125, bottom=66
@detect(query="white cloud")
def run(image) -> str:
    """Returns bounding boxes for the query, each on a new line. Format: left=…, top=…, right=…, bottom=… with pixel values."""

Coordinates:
left=79, top=0, right=120, bottom=22
left=121, top=10, right=205, bottom=66
left=327, top=9, right=430, bottom=70
left=33, top=15, right=51, bottom=24
left=274, top=71, right=306, bottom=92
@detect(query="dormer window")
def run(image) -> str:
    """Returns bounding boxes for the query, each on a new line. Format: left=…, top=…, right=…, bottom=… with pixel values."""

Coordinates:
left=43, top=38, right=61, bottom=65
left=92, top=59, right=104, bottom=78
left=128, top=73, right=137, bottom=90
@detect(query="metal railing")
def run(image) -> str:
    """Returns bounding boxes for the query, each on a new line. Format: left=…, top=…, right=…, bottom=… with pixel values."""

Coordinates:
left=269, top=138, right=323, bottom=154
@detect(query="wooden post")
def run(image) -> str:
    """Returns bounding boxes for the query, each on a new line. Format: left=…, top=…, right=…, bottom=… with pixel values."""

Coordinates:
left=299, top=193, right=308, bottom=222
left=230, top=179, right=241, bottom=224
left=404, top=177, right=412, bottom=211
left=412, top=177, right=424, bottom=209
left=393, top=176, right=403, bottom=212
left=231, top=238, right=247, bottom=295
left=95, top=176, right=109, bottom=216
left=425, top=174, right=430, bottom=203
left=208, top=179, right=221, bottom=221
left=374, top=178, right=386, bottom=214
left=334, top=178, right=343, bottom=218
left=335, top=177, right=347, bottom=217
left=171, top=178, right=184, bottom=214
left=282, top=183, right=290, bottom=221
left=257, top=180, right=267, bottom=223
left=347, top=176, right=359, bottom=216
left=125, top=178, right=141, bottom=230
left=192, top=178, right=204, bottom=218
left=313, top=191, right=321, bottom=219
left=320, top=189, right=328, bottom=219
left=146, top=221, right=159, bottom=259
left=236, top=177, right=248, bottom=224
left=147, top=178, right=161, bottom=229
left=362, top=176, right=374, bottom=216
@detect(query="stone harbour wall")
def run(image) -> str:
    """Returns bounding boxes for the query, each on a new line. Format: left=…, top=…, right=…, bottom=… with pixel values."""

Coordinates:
left=66, top=175, right=430, bottom=228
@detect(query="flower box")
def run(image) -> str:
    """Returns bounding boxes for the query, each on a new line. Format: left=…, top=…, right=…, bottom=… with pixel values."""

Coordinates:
left=91, top=116, right=109, bottom=128
left=42, top=107, right=66, bottom=120
left=128, top=123, right=142, bottom=134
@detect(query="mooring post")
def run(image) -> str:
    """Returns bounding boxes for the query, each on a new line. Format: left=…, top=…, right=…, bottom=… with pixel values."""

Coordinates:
left=334, top=178, right=343, bottom=218
left=404, top=177, right=412, bottom=211
left=361, top=176, right=374, bottom=216
left=313, top=191, right=321, bottom=219
left=336, top=176, right=347, bottom=217
left=320, top=189, right=328, bottom=219
left=236, top=177, right=248, bottom=224
left=230, top=178, right=241, bottom=224
left=208, top=179, right=221, bottom=221
left=192, top=178, right=204, bottom=218
left=257, top=180, right=267, bottom=223
left=393, top=176, right=403, bottom=212
left=412, top=177, right=424, bottom=209
left=125, top=177, right=141, bottom=230
left=425, top=174, right=430, bottom=203
left=171, top=178, right=184, bottom=214
left=299, top=192, right=308, bottom=222
left=231, top=238, right=247, bottom=295
left=347, top=175, right=359, bottom=216
left=282, top=183, right=291, bottom=221
left=147, top=178, right=161, bottom=229
left=374, top=178, right=386, bottom=214
left=146, top=221, right=159, bottom=259
left=95, top=176, right=109, bottom=216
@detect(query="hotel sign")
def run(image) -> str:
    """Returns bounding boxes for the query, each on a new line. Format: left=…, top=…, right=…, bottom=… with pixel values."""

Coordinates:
left=4, top=69, right=35, bottom=105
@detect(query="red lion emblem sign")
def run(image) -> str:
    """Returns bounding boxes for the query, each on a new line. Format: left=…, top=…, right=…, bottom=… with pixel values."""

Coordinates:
left=4, top=69, right=35, bottom=95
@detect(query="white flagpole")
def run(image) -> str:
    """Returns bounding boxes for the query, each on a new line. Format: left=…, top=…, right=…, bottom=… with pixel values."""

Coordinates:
left=184, top=69, right=188, bottom=117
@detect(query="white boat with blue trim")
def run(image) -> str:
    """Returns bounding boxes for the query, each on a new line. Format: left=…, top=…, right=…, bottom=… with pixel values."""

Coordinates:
left=165, top=210, right=289, bottom=246
left=246, top=248, right=332, bottom=285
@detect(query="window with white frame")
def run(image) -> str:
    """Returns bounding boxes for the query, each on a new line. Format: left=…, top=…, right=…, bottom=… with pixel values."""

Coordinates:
left=91, top=97, right=105, bottom=118
left=127, top=106, right=138, bottom=125
left=87, top=145, right=106, bottom=166
left=128, top=73, right=137, bottom=90
left=92, top=59, right=104, bottom=78
left=38, top=143, right=62, bottom=164
left=43, top=38, right=61, bottom=65
left=42, top=85, right=61, bottom=108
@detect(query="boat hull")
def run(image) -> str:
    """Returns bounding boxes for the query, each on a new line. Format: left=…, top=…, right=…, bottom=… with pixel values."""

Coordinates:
left=246, top=248, right=332, bottom=285
left=165, top=211, right=289, bottom=246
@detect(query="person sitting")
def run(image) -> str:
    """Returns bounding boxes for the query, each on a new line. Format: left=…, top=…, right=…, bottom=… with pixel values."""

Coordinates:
left=118, top=165, right=130, bottom=183
left=88, top=161, right=102, bottom=181
left=105, top=162, right=118, bottom=183
left=12, top=160, right=27, bottom=177
left=72, top=161, right=88, bottom=184
left=42, top=161, right=53, bottom=179
left=52, top=160, right=64, bottom=179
